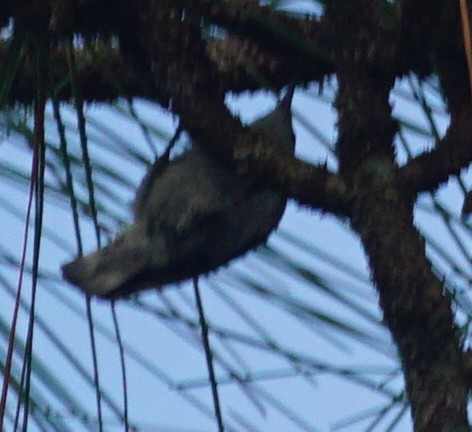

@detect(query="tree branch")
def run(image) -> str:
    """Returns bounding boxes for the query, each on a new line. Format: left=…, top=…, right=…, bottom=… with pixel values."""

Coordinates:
left=395, top=0, right=443, bottom=77
left=1, top=1, right=349, bottom=214
left=101, top=0, right=349, bottom=215
left=395, top=1, right=472, bottom=196
left=325, top=1, right=469, bottom=430
left=3, top=2, right=331, bottom=105
left=400, top=106, right=472, bottom=194
left=2, top=1, right=471, bottom=430
left=351, top=189, right=468, bottom=432
left=3, top=44, right=154, bottom=105
left=3, top=36, right=319, bottom=106
left=177, top=90, right=349, bottom=215
left=185, top=0, right=333, bottom=81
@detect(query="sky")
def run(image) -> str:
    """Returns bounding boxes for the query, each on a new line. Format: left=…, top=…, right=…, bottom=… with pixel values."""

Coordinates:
left=0, top=2, right=471, bottom=432
left=0, top=81, right=424, bottom=432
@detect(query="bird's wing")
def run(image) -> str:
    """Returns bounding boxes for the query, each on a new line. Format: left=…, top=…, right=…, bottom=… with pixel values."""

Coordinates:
left=133, top=151, right=171, bottom=217
left=135, top=146, right=252, bottom=234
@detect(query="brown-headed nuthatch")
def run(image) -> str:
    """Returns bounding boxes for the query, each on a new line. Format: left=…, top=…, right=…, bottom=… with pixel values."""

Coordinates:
left=62, top=88, right=295, bottom=299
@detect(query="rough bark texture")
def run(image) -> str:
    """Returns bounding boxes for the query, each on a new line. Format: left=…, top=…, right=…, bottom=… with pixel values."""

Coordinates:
left=324, top=3, right=468, bottom=429
left=2, top=0, right=472, bottom=430
left=352, top=191, right=468, bottom=431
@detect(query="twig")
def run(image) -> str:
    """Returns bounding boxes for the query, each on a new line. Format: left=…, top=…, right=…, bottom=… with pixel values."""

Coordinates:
left=193, top=278, right=225, bottom=432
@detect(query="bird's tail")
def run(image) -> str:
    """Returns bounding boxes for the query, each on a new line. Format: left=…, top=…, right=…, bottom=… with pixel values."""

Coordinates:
left=62, top=223, right=157, bottom=298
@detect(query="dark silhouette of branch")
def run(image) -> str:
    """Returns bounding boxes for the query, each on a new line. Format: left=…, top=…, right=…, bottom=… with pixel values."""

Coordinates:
left=325, top=1, right=468, bottom=430
left=400, top=2, right=472, bottom=196
left=400, top=106, right=472, bottom=194
left=1, top=1, right=472, bottom=431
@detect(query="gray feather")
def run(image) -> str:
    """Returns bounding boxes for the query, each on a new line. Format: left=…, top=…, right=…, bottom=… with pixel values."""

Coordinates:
left=62, top=89, right=295, bottom=299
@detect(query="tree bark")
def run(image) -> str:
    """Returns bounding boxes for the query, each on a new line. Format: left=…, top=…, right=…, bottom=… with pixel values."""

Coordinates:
left=351, top=186, right=468, bottom=432
left=1, top=0, right=471, bottom=430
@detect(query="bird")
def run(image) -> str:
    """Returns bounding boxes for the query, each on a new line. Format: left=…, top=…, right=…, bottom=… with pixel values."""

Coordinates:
left=62, top=87, right=296, bottom=299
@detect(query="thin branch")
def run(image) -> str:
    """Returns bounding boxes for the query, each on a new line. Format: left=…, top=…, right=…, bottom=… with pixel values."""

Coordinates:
left=110, top=304, right=129, bottom=432
left=399, top=106, right=472, bottom=194
left=193, top=279, right=225, bottom=432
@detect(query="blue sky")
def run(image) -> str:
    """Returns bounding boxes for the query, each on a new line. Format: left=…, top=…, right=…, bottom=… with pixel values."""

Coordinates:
left=0, top=2, right=470, bottom=431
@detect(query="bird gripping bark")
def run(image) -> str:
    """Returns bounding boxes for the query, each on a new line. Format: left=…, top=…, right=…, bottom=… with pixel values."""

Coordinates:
left=62, top=87, right=296, bottom=299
